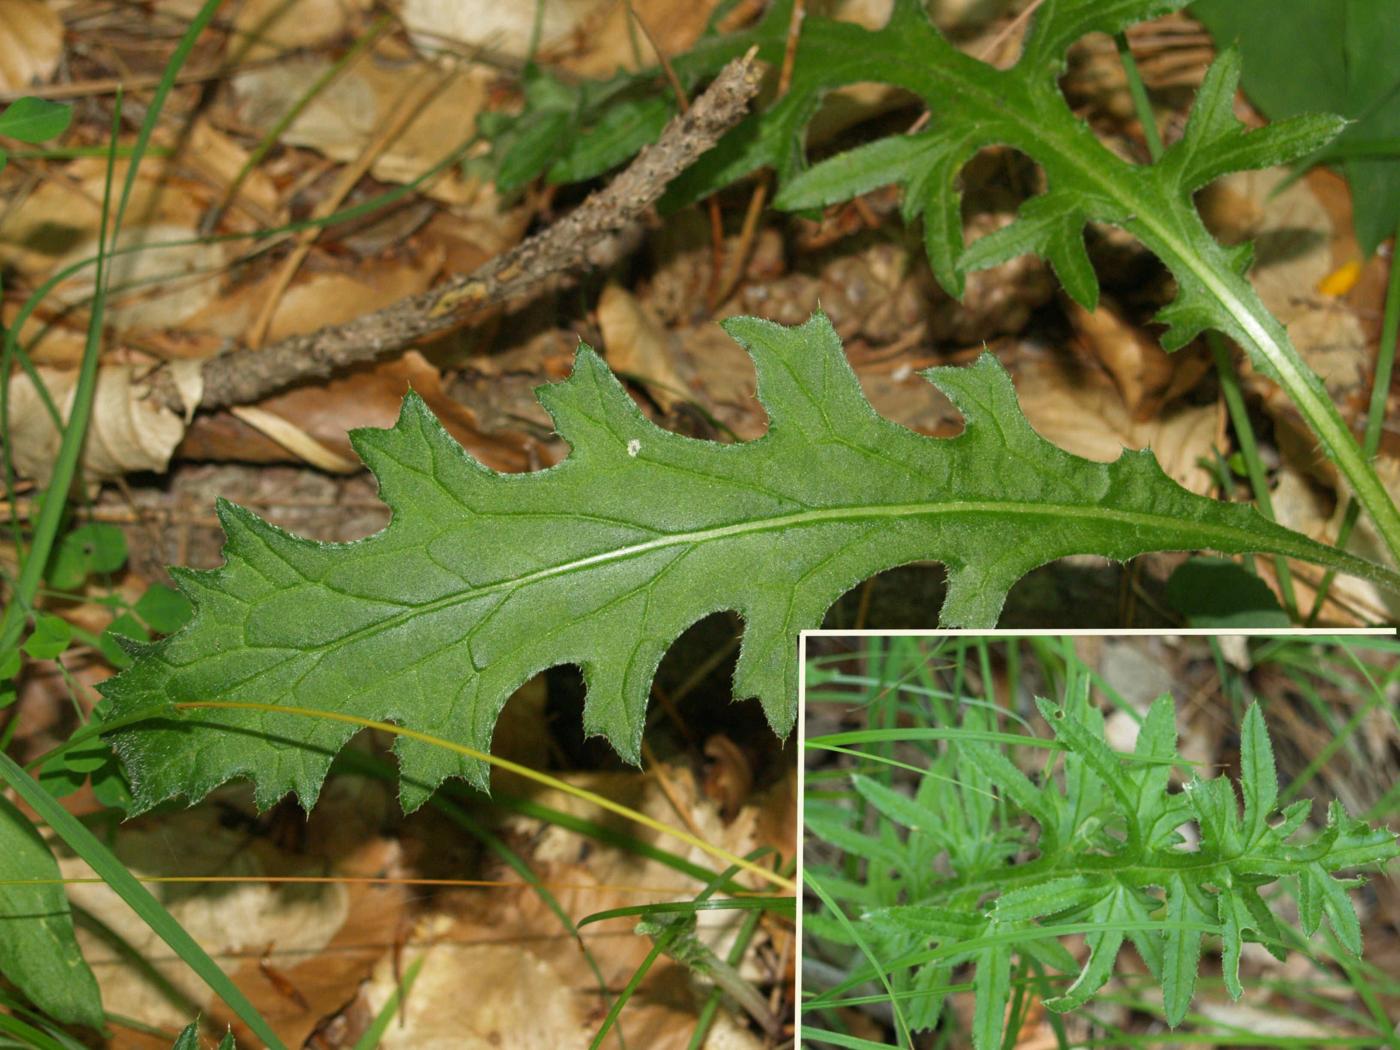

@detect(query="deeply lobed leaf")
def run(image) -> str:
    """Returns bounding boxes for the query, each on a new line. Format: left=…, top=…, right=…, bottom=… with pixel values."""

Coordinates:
left=100, top=315, right=1398, bottom=815
left=811, top=697, right=1399, bottom=1048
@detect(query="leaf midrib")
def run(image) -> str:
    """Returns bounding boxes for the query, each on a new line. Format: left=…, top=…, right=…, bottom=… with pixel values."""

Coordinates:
left=297, top=497, right=1342, bottom=659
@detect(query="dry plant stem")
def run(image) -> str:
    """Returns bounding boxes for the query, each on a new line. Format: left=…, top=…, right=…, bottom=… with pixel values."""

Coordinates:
left=159, top=52, right=762, bottom=413
left=979, top=0, right=1047, bottom=64
left=625, top=0, right=730, bottom=302
left=0, top=61, right=279, bottom=103
left=245, top=68, right=444, bottom=349
left=710, top=0, right=804, bottom=306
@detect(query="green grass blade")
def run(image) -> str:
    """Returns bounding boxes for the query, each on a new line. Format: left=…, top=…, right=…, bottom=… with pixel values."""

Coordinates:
left=0, top=752, right=286, bottom=1050
left=349, top=955, right=423, bottom=1050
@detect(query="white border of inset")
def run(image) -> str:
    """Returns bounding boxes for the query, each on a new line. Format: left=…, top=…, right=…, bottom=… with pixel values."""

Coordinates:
left=791, top=627, right=1396, bottom=1041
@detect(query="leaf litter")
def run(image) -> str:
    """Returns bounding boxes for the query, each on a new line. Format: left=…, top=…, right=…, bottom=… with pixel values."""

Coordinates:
left=1, top=0, right=1397, bottom=1045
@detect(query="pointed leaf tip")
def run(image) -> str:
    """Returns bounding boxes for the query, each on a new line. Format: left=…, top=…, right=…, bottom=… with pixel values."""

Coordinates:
left=1239, top=702, right=1277, bottom=846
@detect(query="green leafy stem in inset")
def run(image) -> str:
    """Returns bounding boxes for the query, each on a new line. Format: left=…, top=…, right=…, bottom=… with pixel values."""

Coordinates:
left=802, top=699, right=1400, bottom=1049
left=101, top=314, right=1398, bottom=817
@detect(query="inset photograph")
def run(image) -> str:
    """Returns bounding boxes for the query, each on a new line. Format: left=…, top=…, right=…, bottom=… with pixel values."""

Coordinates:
left=799, top=633, right=1399, bottom=1049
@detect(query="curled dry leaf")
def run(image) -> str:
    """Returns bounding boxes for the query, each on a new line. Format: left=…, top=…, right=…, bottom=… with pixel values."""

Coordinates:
left=0, top=0, right=62, bottom=93
left=230, top=0, right=370, bottom=63
left=50, top=224, right=231, bottom=332
left=0, top=158, right=204, bottom=277
left=361, top=933, right=590, bottom=1050
left=702, top=733, right=754, bottom=822
left=1201, top=169, right=1373, bottom=464
left=178, top=351, right=543, bottom=475
left=231, top=58, right=492, bottom=202
left=180, top=240, right=445, bottom=350
left=363, top=931, right=766, bottom=1050
left=725, top=226, right=1055, bottom=347
left=1064, top=295, right=1211, bottom=421
left=183, top=119, right=286, bottom=230
left=0, top=156, right=229, bottom=364
left=356, top=764, right=786, bottom=1048
left=1013, top=347, right=1222, bottom=496
left=400, top=0, right=713, bottom=76
left=1267, top=461, right=1400, bottom=624
left=598, top=282, right=689, bottom=411
left=7, top=361, right=202, bottom=482
left=57, top=794, right=404, bottom=1047
left=228, top=405, right=362, bottom=474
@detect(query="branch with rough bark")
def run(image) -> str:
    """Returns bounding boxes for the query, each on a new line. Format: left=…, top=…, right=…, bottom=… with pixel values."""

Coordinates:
left=159, top=50, right=762, bottom=413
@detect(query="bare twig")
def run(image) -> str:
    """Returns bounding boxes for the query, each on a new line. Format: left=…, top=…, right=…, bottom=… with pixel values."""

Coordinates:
left=151, top=51, right=763, bottom=414
left=709, top=0, right=802, bottom=307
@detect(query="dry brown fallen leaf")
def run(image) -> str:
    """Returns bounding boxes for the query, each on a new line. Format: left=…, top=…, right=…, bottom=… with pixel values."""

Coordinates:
left=181, top=119, right=287, bottom=231
left=180, top=239, right=447, bottom=349
left=1012, top=346, right=1223, bottom=496
left=231, top=56, right=493, bottom=203
left=0, top=156, right=204, bottom=277
left=1196, top=1001, right=1339, bottom=1041
left=1264, top=458, right=1400, bottom=625
left=598, top=282, right=690, bottom=412
left=1200, top=169, right=1374, bottom=474
left=56, top=781, right=406, bottom=1049
left=363, top=932, right=765, bottom=1050
left=398, top=0, right=713, bottom=77
left=177, top=350, right=545, bottom=475
left=355, top=762, right=791, bottom=1050
left=0, top=0, right=62, bottom=93
left=228, top=0, right=371, bottom=63
left=7, top=360, right=203, bottom=482
left=0, top=149, right=231, bottom=365
left=1064, top=294, right=1211, bottom=421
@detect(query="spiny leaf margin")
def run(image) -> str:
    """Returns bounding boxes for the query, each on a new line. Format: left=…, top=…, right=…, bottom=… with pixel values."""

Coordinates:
left=100, top=314, right=1396, bottom=817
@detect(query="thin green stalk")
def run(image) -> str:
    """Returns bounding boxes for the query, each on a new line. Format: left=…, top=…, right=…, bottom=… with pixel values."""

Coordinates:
left=1319, top=927, right=1400, bottom=1049
left=590, top=934, right=668, bottom=1050
left=0, top=990, right=90, bottom=1049
left=588, top=855, right=767, bottom=1050
left=349, top=955, right=424, bottom=1050
left=0, top=0, right=226, bottom=669
left=1113, top=33, right=1163, bottom=160
left=73, top=902, right=199, bottom=1021
left=799, top=1026, right=901, bottom=1050
left=0, top=1011, right=71, bottom=1050
left=1208, top=332, right=1299, bottom=615
left=1115, top=29, right=1299, bottom=616
left=4, top=146, right=172, bottom=161
left=686, top=897, right=765, bottom=1049
left=1308, top=214, right=1400, bottom=620
left=1278, top=643, right=1391, bottom=805
left=804, top=872, right=914, bottom=1050
left=0, top=106, right=115, bottom=668
left=0, top=751, right=285, bottom=1050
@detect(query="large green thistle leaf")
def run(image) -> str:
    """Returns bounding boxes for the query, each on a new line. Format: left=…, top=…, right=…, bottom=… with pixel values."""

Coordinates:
left=100, top=315, right=1398, bottom=813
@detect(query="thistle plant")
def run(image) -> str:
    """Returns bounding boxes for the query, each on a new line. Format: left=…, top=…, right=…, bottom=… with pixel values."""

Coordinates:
left=801, top=641, right=1400, bottom=1049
